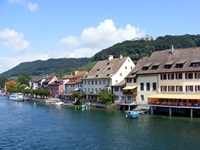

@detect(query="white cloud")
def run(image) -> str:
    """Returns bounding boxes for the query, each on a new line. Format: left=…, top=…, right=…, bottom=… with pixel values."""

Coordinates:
left=27, top=2, right=38, bottom=12
left=0, top=28, right=30, bottom=52
left=80, top=19, right=145, bottom=49
left=57, top=36, right=79, bottom=47
left=57, top=19, right=145, bottom=58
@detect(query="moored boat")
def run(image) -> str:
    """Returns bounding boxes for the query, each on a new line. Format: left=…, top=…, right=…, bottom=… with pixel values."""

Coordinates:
left=54, top=101, right=64, bottom=105
left=9, top=93, right=24, bottom=101
left=125, top=110, right=139, bottom=118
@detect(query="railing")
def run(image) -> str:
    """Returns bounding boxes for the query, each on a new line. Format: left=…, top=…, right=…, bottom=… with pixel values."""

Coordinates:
left=148, top=101, right=200, bottom=107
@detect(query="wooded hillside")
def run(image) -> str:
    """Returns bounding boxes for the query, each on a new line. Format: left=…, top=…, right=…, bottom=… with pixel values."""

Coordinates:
left=92, top=34, right=200, bottom=63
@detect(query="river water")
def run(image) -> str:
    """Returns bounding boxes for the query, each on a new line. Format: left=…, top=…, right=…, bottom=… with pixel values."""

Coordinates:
left=1, top=96, right=200, bottom=150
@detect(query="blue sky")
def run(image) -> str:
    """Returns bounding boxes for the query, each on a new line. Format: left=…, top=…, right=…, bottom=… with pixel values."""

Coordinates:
left=0, top=0, right=199, bottom=74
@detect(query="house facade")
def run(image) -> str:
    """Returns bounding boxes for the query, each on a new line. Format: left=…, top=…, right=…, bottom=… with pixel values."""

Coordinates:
left=124, top=46, right=200, bottom=107
left=82, top=55, right=135, bottom=102
left=48, top=79, right=63, bottom=98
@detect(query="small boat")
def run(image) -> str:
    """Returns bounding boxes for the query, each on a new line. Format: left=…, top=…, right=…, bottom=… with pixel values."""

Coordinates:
left=125, top=110, right=139, bottom=118
left=54, top=101, right=64, bottom=105
left=9, top=93, right=24, bottom=101
left=81, top=104, right=87, bottom=109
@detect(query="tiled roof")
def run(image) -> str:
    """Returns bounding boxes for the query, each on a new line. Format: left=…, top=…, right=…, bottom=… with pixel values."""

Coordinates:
left=126, top=57, right=148, bottom=78
left=84, top=57, right=129, bottom=79
left=136, top=47, right=200, bottom=75
left=31, top=76, right=43, bottom=82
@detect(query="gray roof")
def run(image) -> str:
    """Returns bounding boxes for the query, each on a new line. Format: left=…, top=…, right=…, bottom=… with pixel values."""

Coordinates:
left=84, top=57, right=130, bottom=79
left=126, top=47, right=200, bottom=79
left=136, top=47, right=200, bottom=75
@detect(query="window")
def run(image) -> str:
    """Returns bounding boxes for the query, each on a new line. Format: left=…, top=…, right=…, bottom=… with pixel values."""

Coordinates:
left=195, top=72, right=200, bottom=79
left=114, top=87, right=119, bottom=92
left=133, top=78, right=137, bottom=83
left=127, top=78, right=132, bottom=83
left=99, top=80, right=101, bottom=85
left=190, top=62, right=200, bottom=67
left=103, top=80, right=106, bottom=85
left=153, top=82, right=157, bottom=91
left=161, top=86, right=167, bottom=92
left=115, top=96, right=119, bottom=100
left=195, top=85, right=200, bottom=92
left=95, top=80, right=97, bottom=85
left=176, top=73, right=182, bottom=79
left=161, top=74, right=167, bottom=80
left=127, top=96, right=131, bottom=101
left=142, top=67, right=148, bottom=70
left=176, top=63, right=183, bottom=68
left=115, top=80, right=118, bottom=84
left=168, top=86, right=175, bottom=92
left=140, top=83, right=144, bottom=91
left=186, top=85, right=193, bottom=92
left=88, top=80, right=90, bottom=85
left=91, top=80, right=94, bottom=85
left=125, top=66, right=127, bottom=69
left=121, top=96, right=124, bottom=100
left=141, top=95, right=144, bottom=101
left=146, top=83, right=150, bottom=91
left=152, top=65, right=159, bottom=70
left=164, top=65, right=172, bottom=69
left=176, top=86, right=183, bottom=92
left=168, top=74, right=174, bottom=80
left=120, top=73, right=122, bottom=76
left=185, top=73, right=193, bottom=79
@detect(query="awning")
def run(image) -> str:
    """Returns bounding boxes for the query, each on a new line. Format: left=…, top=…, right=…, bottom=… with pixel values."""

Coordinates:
left=148, top=94, right=200, bottom=100
left=123, top=86, right=137, bottom=90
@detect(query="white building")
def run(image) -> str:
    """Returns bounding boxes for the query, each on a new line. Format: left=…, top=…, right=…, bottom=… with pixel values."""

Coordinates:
left=82, top=55, right=135, bottom=102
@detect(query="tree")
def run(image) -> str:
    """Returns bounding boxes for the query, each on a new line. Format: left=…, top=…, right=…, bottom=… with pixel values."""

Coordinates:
left=0, top=77, right=8, bottom=88
left=72, top=91, right=86, bottom=105
left=18, top=72, right=31, bottom=86
left=5, top=80, right=18, bottom=92
left=99, top=91, right=115, bottom=105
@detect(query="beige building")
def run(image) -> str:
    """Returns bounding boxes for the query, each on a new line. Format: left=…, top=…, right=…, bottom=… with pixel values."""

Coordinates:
left=124, top=46, right=200, bottom=107
left=82, top=55, right=135, bottom=102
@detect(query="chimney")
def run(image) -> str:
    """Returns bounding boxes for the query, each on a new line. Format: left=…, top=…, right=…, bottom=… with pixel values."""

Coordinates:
left=171, top=45, right=175, bottom=54
left=108, top=55, right=113, bottom=62
left=119, top=54, right=123, bottom=59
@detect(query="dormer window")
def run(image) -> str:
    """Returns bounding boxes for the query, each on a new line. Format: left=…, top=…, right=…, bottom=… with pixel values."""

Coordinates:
left=142, top=67, right=148, bottom=70
left=107, top=62, right=110, bottom=65
left=96, top=75, right=99, bottom=77
left=107, top=74, right=110, bottom=76
left=190, top=62, right=200, bottom=67
left=108, top=67, right=111, bottom=70
left=97, top=68, right=100, bottom=71
left=152, top=65, right=159, bottom=70
left=176, top=64, right=183, bottom=68
left=164, top=65, right=172, bottom=69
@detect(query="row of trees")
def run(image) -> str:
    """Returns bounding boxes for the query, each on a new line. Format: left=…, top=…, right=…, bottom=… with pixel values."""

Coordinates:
left=71, top=91, right=115, bottom=105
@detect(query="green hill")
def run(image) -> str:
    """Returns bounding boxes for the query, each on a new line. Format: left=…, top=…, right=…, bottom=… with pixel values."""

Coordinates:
left=0, top=58, right=91, bottom=78
left=92, top=34, right=200, bottom=63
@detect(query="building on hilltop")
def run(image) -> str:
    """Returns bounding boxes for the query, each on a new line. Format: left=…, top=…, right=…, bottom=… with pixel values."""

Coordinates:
left=82, top=55, right=135, bottom=104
